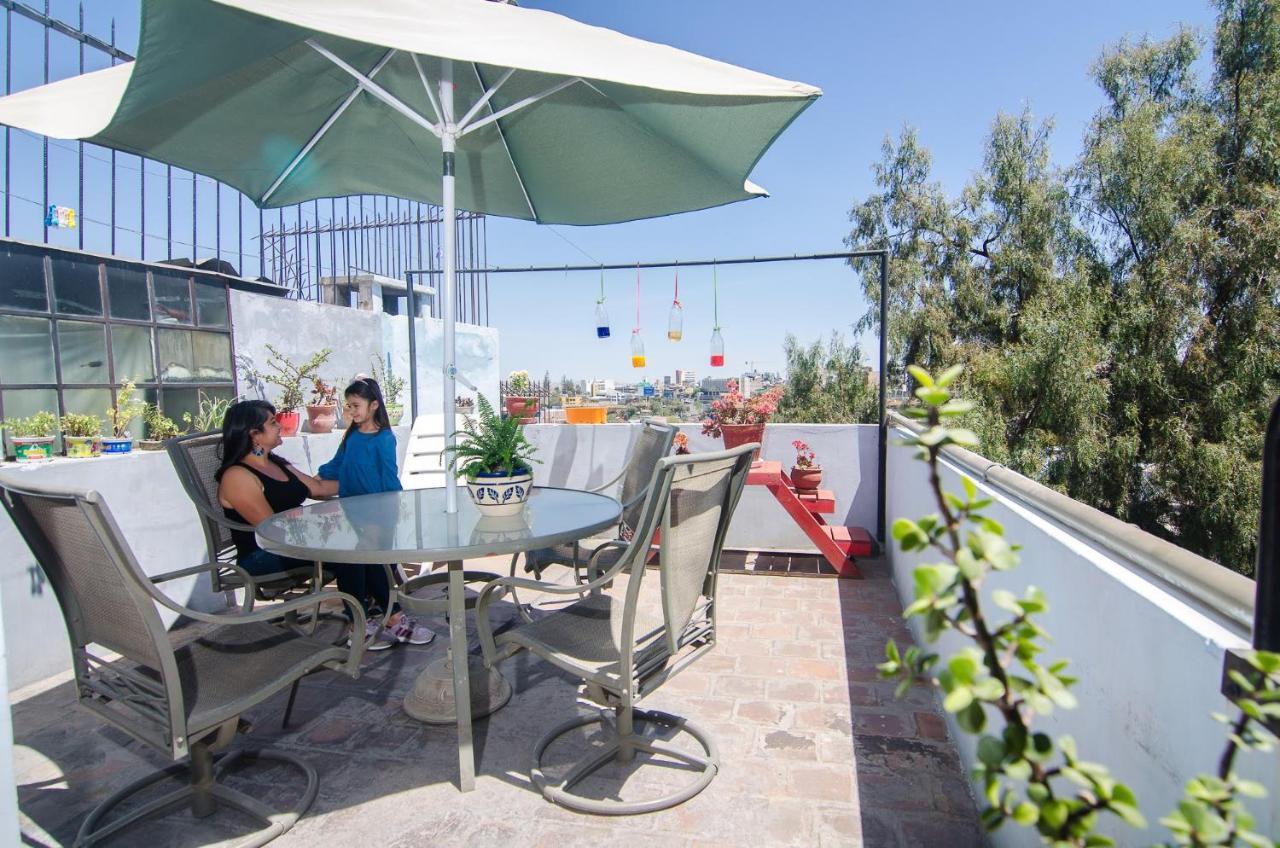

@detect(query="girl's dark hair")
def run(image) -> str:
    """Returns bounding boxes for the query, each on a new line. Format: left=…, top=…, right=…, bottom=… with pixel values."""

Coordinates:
left=339, top=377, right=391, bottom=447
left=215, top=399, right=280, bottom=481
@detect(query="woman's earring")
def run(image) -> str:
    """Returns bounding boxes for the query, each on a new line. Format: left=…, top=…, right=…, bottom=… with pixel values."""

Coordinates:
left=250, top=443, right=265, bottom=457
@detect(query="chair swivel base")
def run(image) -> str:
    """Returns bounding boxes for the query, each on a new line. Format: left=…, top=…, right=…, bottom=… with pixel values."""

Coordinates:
left=531, top=708, right=719, bottom=815
left=76, top=748, right=317, bottom=848
left=403, top=654, right=512, bottom=724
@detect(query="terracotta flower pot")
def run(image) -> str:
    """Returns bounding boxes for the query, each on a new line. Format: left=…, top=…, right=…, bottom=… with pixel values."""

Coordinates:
left=791, top=466, right=823, bottom=492
left=277, top=410, right=301, bottom=437
left=719, top=423, right=765, bottom=460
left=306, top=403, right=338, bottom=434
left=504, top=396, right=539, bottom=424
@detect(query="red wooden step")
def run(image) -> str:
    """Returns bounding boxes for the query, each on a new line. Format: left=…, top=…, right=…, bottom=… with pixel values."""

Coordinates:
left=823, top=525, right=874, bottom=559
left=795, top=489, right=835, bottom=514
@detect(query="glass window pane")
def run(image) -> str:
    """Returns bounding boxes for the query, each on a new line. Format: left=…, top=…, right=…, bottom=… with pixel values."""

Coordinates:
left=111, top=325, right=155, bottom=383
left=194, top=279, right=229, bottom=328
left=0, top=315, right=55, bottom=384
left=106, top=264, right=151, bottom=321
left=152, top=272, right=193, bottom=325
left=191, top=331, right=233, bottom=382
left=163, top=386, right=232, bottom=432
left=1, top=388, right=58, bottom=457
left=0, top=245, right=48, bottom=312
left=50, top=256, right=103, bottom=316
left=55, top=320, right=108, bottom=385
left=157, top=328, right=195, bottom=382
left=60, top=387, right=111, bottom=430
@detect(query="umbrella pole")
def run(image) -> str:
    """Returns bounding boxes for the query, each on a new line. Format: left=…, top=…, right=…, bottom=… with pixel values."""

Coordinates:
left=441, top=61, right=458, bottom=514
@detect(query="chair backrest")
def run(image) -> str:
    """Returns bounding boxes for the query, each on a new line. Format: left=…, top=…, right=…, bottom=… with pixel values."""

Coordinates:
left=617, top=420, right=676, bottom=535
left=0, top=478, right=186, bottom=752
left=166, top=431, right=235, bottom=561
left=611, top=443, right=755, bottom=686
left=401, top=413, right=450, bottom=490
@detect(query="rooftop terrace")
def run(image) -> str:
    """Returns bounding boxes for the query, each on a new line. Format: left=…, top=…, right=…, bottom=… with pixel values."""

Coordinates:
left=13, top=556, right=982, bottom=848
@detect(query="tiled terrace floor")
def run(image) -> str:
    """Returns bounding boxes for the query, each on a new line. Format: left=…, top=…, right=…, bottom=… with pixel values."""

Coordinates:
left=13, top=554, right=983, bottom=847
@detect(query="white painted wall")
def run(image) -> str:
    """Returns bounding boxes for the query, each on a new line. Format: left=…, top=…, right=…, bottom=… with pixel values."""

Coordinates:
left=523, top=423, right=880, bottom=552
left=886, top=425, right=1279, bottom=844
left=230, top=291, right=499, bottom=420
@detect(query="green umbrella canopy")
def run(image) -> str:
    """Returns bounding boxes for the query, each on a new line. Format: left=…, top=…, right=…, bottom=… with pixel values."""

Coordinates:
left=0, top=0, right=821, bottom=225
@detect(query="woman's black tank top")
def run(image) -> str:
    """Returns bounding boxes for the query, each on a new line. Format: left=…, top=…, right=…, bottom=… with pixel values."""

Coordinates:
left=224, top=460, right=310, bottom=559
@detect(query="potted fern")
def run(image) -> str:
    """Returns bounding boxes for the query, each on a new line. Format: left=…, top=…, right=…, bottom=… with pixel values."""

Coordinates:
left=2, top=411, right=58, bottom=462
left=139, top=404, right=182, bottom=450
left=103, top=379, right=147, bottom=453
left=446, top=395, right=540, bottom=516
left=60, top=413, right=103, bottom=458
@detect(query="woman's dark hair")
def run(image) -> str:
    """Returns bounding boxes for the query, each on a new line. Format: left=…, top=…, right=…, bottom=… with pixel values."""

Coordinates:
left=339, top=377, right=391, bottom=447
left=215, top=399, right=279, bottom=481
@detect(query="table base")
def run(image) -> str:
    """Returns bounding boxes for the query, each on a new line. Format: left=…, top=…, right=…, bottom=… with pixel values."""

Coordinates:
left=403, top=655, right=512, bottom=724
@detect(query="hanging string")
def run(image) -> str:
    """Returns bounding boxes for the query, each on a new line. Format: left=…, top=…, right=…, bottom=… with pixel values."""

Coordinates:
left=674, top=266, right=680, bottom=303
left=599, top=267, right=605, bottom=302
left=713, top=262, right=719, bottom=327
left=635, top=262, right=641, bottom=330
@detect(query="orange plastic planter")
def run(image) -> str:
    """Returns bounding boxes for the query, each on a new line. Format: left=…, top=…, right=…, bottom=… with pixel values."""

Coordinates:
left=564, top=406, right=608, bottom=424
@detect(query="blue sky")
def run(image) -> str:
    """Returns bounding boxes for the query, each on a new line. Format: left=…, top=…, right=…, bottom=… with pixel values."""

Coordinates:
left=12, top=0, right=1217, bottom=385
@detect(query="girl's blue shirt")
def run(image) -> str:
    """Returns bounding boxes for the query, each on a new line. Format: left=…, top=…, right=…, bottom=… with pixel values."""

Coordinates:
left=317, top=427, right=402, bottom=496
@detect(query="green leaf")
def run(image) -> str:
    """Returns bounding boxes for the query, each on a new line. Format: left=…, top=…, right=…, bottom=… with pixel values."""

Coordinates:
left=935, top=364, right=964, bottom=387
left=939, top=399, right=975, bottom=417
left=957, top=700, right=986, bottom=733
left=1012, top=802, right=1039, bottom=826
left=1084, top=836, right=1116, bottom=847
left=961, top=475, right=977, bottom=501
left=1109, top=801, right=1147, bottom=829
left=948, top=428, right=979, bottom=447
left=955, top=548, right=983, bottom=580
left=1040, top=800, right=1069, bottom=830
left=977, top=735, right=1005, bottom=767
left=943, top=687, right=974, bottom=713
left=992, top=589, right=1021, bottom=614
left=971, top=678, right=1005, bottom=700
left=949, top=651, right=980, bottom=684
left=915, top=386, right=951, bottom=407
left=907, top=365, right=934, bottom=387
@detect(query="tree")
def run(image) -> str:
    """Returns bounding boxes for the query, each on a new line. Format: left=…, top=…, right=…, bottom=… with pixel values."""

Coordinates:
left=844, top=1, right=1280, bottom=574
left=774, top=332, right=878, bottom=424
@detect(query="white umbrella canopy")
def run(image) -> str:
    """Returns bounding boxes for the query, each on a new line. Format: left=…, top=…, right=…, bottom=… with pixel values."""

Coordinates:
left=0, top=0, right=821, bottom=510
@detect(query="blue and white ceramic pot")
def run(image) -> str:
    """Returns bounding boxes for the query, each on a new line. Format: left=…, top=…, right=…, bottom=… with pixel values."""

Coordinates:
left=466, top=469, right=533, bottom=516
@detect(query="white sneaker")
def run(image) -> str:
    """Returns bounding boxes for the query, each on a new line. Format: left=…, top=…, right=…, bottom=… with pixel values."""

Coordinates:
left=361, top=617, right=397, bottom=651
left=388, top=614, right=435, bottom=645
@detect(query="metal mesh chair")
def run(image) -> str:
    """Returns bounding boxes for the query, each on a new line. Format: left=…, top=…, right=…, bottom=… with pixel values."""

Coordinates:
left=513, top=419, right=675, bottom=586
left=0, top=475, right=364, bottom=846
left=476, top=442, right=756, bottom=814
left=166, top=432, right=321, bottom=610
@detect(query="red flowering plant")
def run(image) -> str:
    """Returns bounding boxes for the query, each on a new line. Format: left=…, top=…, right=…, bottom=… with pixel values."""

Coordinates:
left=792, top=439, right=817, bottom=469
left=701, top=379, right=785, bottom=438
left=672, top=432, right=691, bottom=455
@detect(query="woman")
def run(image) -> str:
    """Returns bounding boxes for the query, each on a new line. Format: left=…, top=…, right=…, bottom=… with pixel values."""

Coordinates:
left=215, top=399, right=422, bottom=649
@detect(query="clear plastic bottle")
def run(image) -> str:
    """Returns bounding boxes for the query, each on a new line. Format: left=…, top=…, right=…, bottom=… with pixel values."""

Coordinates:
left=631, top=331, right=646, bottom=368
left=667, top=300, right=683, bottom=341
left=595, top=300, right=610, bottom=338
left=709, top=327, right=724, bottom=367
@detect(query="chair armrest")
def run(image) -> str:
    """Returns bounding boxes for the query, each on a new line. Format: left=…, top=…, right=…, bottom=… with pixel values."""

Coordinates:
left=150, top=560, right=251, bottom=585
left=145, top=581, right=363, bottom=630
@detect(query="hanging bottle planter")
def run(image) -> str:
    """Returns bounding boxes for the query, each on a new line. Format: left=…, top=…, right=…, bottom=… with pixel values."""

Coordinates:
left=709, top=263, right=725, bottom=367
left=667, top=267, right=683, bottom=341
left=595, top=268, right=610, bottom=338
left=631, top=264, right=645, bottom=368
left=631, top=330, right=646, bottom=368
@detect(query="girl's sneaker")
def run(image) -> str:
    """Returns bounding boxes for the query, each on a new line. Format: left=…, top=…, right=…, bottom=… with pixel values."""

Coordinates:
left=363, top=617, right=397, bottom=652
left=388, top=614, right=435, bottom=645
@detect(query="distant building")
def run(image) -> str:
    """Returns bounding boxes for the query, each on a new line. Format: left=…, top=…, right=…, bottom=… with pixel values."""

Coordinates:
left=589, top=378, right=615, bottom=397
left=675, top=368, right=698, bottom=386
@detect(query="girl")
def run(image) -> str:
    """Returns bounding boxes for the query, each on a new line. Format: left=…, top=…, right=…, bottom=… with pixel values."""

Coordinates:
left=317, top=377, right=434, bottom=648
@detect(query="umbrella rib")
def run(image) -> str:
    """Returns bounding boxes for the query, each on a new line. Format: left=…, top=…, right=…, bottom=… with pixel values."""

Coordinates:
left=468, top=63, right=537, bottom=221
left=458, top=76, right=583, bottom=137
left=260, top=48, right=397, bottom=205
left=456, top=67, right=515, bottom=131
left=306, top=39, right=441, bottom=138
left=410, top=53, right=444, bottom=125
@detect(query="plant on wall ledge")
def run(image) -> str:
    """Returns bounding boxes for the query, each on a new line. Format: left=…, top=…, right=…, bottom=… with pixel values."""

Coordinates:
left=182, top=391, right=234, bottom=434
left=247, top=344, right=331, bottom=413
left=879, top=364, right=1280, bottom=848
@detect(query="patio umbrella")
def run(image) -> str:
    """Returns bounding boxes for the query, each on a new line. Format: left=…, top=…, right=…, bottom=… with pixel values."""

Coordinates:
left=0, top=0, right=820, bottom=512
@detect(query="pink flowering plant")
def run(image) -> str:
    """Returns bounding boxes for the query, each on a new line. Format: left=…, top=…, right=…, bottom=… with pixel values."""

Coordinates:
left=792, top=439, right=818, bottom=469
left=701, top=379, right=785, bottom=438
left=672, top=432, right=691, bottom=455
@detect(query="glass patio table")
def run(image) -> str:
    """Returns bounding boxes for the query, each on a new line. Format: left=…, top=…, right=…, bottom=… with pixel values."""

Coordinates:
left=255, top=486, right=622, bottom=792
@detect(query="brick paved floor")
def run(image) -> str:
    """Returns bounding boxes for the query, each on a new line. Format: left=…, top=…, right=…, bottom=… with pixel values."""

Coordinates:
left=12, top=555, right=983, bottom=847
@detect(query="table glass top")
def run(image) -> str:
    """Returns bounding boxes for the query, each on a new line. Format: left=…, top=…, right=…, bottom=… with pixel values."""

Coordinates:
left=255, top=487, right=622, bottom=563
